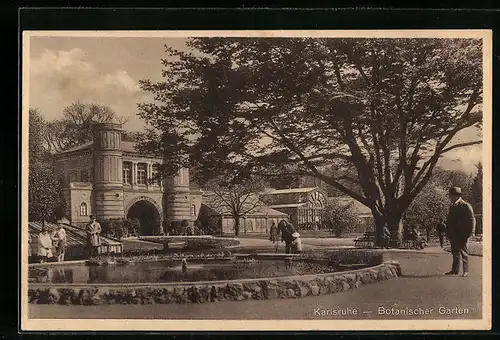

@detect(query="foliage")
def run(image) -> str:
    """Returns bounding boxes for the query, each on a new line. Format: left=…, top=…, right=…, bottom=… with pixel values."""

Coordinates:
left=469, top=162, right=482, bottom=215
left=43, top=101, right=128, bottom=153
left=321, top=199, right=361, bottom=237
left=183, top=238, right=240, bottom=251
left=28, top=108, right=66, bottom=223
left=196, top=210, right=222, bottom=235
left=101, top=218, right=141, bottom=239
left=300, top=249, right=384, bottom=266
left=137, top=37, right=483, bottom=245
left=405, top=183, right=450, bottom=239
left=123, top=218, right=141, bottom=237
left=431, top=166, right=473, bottom=200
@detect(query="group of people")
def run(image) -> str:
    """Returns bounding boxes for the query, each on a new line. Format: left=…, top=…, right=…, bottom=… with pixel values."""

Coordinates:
left=33, top=224, right=67, bottom=263
left=269, top=220, right=303, bottom=254
left=31, top=214, right=103, bottom=263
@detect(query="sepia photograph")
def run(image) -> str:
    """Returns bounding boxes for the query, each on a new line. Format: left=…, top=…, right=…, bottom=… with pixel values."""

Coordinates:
left=21, top=30, right=491, bottom=331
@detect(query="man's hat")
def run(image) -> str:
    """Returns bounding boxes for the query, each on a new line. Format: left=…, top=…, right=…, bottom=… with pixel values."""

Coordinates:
left=449, top=187, right=462, bottom=195
left=292, top=232, right=300, bottom=238
left=89, top=215, right=96, bottom=219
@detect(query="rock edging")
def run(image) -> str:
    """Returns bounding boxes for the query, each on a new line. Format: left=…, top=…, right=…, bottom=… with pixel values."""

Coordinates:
left=28, top=261, right=402, bottom=305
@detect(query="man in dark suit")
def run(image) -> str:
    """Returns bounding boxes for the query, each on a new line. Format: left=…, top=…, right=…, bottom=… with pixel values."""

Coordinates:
left=445, top=187, right=476, bottom=277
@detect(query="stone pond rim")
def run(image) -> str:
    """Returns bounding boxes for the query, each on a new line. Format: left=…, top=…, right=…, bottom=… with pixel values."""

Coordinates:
left=28, top=260, right=403, bottom=305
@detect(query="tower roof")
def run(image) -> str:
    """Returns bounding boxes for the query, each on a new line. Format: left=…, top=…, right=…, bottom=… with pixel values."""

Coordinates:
left=55, top=140, right=156, bottom=156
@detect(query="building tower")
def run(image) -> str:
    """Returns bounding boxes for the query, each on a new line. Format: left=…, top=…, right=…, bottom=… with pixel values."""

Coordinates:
left=165, top=167, right=193, bottom=228
left=92, top=123, right=124, bottom=221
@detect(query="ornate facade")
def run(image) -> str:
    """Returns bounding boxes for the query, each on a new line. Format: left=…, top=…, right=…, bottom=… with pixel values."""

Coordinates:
left=53, top=123, right=202, bottom=235
left=260, top=187, right=327, bottom=229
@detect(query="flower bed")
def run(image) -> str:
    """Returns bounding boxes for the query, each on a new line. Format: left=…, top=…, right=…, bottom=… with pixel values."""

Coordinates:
left=86, top=251, right=235, bottom=266
left=138, top=236, right=240, bottom=250
left=28, top=260, right=402, bottom=305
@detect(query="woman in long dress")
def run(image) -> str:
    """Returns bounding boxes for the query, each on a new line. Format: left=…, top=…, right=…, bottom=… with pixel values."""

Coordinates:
left=37, top=227, right=53, bottom=263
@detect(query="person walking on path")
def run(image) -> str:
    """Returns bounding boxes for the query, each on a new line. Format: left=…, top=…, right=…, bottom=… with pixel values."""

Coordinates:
left=37, top=226, right=53, bottom=263
left=86, top=215, right=102, bottom=257
left=279, top=220, right=297, bottom=254
left=269, top=222, right=278, bottom=244
left=445, top=186, right=475, bottom=277
left=436, top=218, right=447, bottom=248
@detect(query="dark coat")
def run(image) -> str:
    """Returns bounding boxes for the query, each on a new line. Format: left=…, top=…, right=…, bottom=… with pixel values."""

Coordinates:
left=446, top=198, right=476, bottom=242
left=278, top=220, right=296, bottom=243
left=437, top=222, right=447, bottom=234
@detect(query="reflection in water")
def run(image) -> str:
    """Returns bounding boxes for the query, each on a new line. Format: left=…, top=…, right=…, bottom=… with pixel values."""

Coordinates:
left=29, top=259, right=363, bottom=284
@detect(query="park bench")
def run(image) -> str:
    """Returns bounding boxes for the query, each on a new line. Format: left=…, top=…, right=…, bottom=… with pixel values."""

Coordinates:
left=354, top=231, right=377, bottom=248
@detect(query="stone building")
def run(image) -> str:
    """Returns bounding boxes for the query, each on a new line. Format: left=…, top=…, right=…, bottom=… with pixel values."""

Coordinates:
left=53, top=123, right=202, bottom=235
left=260, top=187, right=327, bottom=229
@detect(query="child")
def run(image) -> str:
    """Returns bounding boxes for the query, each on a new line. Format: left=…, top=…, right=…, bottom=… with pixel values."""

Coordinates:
left=53, top=224, right=67, bottom=262
left=291, top=232, right=303, bottom=254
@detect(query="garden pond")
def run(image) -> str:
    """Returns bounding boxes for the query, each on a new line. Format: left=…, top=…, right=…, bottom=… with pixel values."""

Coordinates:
left=28, top=258, right=373, bottom=284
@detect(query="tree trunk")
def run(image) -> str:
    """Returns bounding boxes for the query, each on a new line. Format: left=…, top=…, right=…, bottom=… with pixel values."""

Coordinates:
left=234, top=217, right=240, bottom=237
left=372, top=208, right=403, bottom=247
left=386, top=213, right=404, bottom=247
left=373, top=212, right=386, bottom=247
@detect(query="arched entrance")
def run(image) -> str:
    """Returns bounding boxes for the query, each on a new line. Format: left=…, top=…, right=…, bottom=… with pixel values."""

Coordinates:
left=126, top=200, right=161, bottom=236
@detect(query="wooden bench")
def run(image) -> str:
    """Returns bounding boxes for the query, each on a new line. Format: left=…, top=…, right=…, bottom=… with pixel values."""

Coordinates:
left=354, top=231, right=377, bottom=248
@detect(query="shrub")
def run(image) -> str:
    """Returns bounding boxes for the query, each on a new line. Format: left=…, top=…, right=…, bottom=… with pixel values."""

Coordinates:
left=101, top=218, right=141, bottom=239
left=405, top=183, right=449, bottom=240
left=123, top=218, right=140, bottom=237
left=196, top=215, right=221, bottom=236
left=321, top=200, right=361, bottom=237
left=184, top=238, right=240, bottom=251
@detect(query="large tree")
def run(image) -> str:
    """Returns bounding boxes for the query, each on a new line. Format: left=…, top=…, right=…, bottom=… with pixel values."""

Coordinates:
left=44, top=101, right=128, bottom=152
left=202, top=175, right=268, bottom=236
left=28, top=108, right=66, bottom=225
left=137, top=37, right=482, bottom=245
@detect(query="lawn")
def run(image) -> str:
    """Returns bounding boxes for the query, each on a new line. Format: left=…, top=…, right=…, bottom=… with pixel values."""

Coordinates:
left=444, top=241, right=483, bottom=256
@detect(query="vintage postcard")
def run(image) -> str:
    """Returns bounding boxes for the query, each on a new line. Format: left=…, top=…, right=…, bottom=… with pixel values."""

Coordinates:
left=21, top=30, right=492, bottom=331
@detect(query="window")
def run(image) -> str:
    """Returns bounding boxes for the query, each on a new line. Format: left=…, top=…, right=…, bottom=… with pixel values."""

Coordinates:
left=137, top=163, right=147, bottom=185
left=152, top=163, right=161, bottom=185
left=191, top=204, right=196, bottom=216
left=80, top=203, right=88, bottom=216
left=69, top=171, right=77, bottom=182
left=81, top=170, right=89, bottom=182
left=122, top=162, right=132, bottom=184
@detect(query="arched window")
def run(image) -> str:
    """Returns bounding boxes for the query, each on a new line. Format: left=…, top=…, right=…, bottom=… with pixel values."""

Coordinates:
left=80, top=203, right=88, bottom=216
left=69, top=171, right=77, bottom=183
left=191, top=204, right=196, bottom=216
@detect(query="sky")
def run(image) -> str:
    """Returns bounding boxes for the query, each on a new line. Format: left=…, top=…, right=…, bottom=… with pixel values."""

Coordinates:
left=27, top=36, right=483, bottom=174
